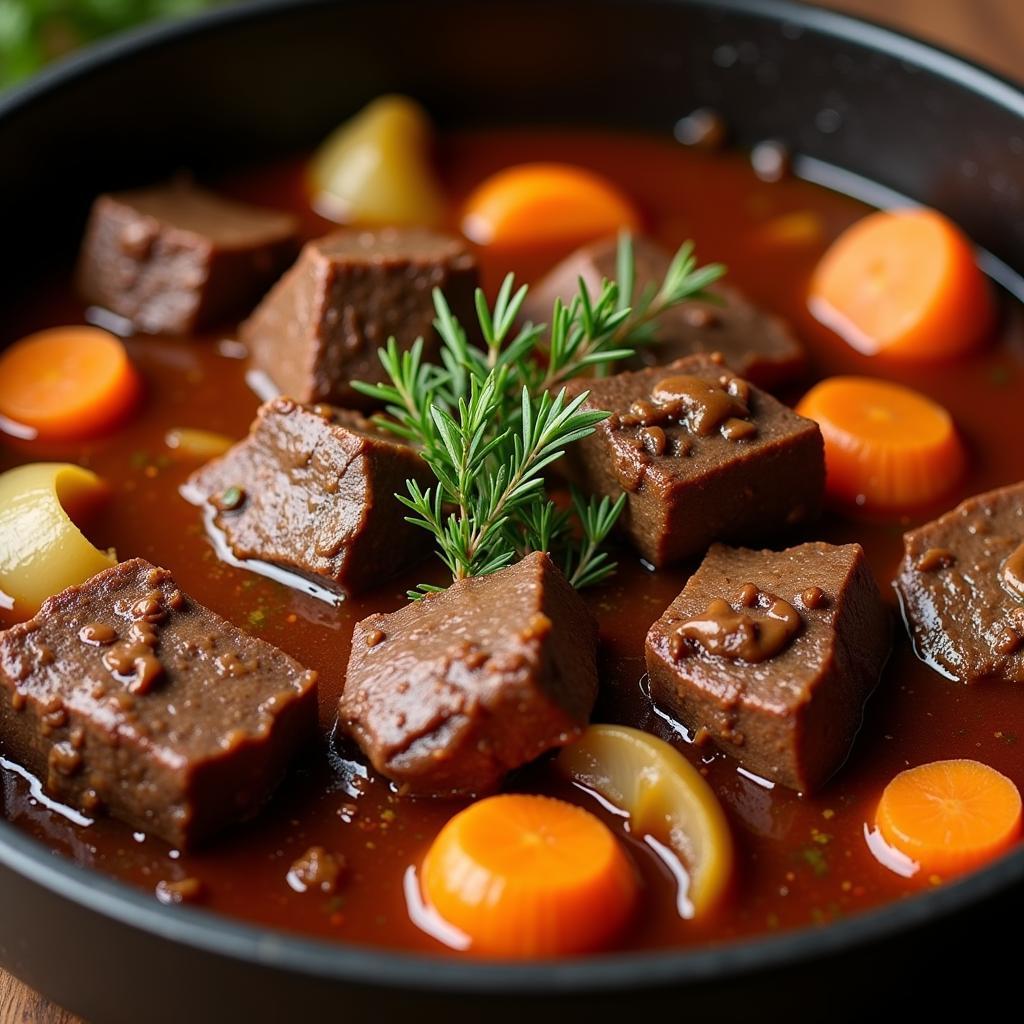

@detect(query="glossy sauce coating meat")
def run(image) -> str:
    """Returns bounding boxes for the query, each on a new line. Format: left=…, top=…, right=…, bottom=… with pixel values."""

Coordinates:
left=186, top=398, right=432, bottom=594
left=0, top=559, right=317, bottom=847
left=340, top=552, right=598, bottom=796
left=896, top=482, right=1024, bottom=683
left=565, top=354, right=825, bottom=566
left=646, top=542, right=890, bottom=792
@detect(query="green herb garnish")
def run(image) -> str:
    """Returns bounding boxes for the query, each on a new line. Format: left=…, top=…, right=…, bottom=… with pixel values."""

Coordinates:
left=0, top=1, right=231, bottom=88
left=800, top=846, right=829, bottom=878
left=353, top=233, right=724, bottom=597
left=217, top=485, right=244, bottom=511
left=615, top=235, right=727, bottom=348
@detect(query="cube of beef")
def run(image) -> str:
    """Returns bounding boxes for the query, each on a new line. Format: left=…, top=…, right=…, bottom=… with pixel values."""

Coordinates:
left=564, top=353, right=824, bottom=567
left=242, top=228, right=478, bottom=410
left=77, top=181, right=299, bottom=335
left=339, top=552, right=598, bottom=796
left=895, top=482, right=1024, bottom=683
left=0, top=559, right=317, bottom=847
left=646, top=542, right=890, bottom=791
left=522, top=236, right=806, bottom=390
left=186, top=398, right=432, bottom=595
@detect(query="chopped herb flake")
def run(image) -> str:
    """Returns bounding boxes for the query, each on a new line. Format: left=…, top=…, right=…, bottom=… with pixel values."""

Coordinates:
left=800, top=846, right=829, bottom=878
left=216, top=485, right=245, bottom=511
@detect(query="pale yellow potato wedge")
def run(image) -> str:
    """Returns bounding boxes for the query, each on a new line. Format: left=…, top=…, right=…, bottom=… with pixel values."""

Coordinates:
left=557, top=723, right=733, bottom=917
left=0, top=463, right=115, bottom=619
left=309, top=94, right=445, bottom=227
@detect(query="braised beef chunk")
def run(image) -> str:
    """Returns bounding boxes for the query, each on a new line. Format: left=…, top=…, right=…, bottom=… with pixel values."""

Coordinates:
left=77, top=181, right=298, bottom=335
left=896, top=482, right=1024, bottom=683
left=646, top=542, right=890, bottom=791
left=0, top=559, right=317, bottom=847
left=242, top=227, right=478, bottom=410
left=565, top=353, right=824, bottom=566
left=522, top=236, right=806, bottom=389
left=339, top=552, right=598, bottom=796
left=186, top=398, right=432, bottom=595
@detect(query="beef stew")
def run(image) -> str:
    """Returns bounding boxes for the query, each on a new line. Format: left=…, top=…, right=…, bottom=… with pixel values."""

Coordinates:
left=1, top=116, right=1023, bottom=959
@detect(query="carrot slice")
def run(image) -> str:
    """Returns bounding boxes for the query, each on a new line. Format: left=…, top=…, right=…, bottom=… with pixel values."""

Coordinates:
left=420, top=793, right=637, bottom=957
left=0, top=327, right=140, bottom=441
left=809, top=208, right=994, bottom=360
left=876, top=759, right=1022, bottom=877
left=461, top=163, right=640, bottom=249
left=796, top=376, right=966, bottom=508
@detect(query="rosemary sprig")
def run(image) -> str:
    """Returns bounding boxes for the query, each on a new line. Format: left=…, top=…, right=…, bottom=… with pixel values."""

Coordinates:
left=563, top=490, right=628, bottom=589
left=533, top=285, right=634, bottom=392
left=511, top=489, right=626, bottom=589
left=615, top=234, right=726, bottom=348
left=398, top=382, right=606, bottom=591
left=527, top=234, right=725, bottom=392
left=358, top=336, right=439, bottom=444
left=352, top=233, right=725, bottom=596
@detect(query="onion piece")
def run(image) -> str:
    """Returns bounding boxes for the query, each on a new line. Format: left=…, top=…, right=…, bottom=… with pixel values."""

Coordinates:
left=556, top=723, right=734, bottom=917
left=309, top=95, right=445, bottom=227
left=0, top=463, right=115, bottom=620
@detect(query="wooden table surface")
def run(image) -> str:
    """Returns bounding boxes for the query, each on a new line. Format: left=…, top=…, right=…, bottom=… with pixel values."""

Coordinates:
left=2, top=1, right=1022, bottom=1021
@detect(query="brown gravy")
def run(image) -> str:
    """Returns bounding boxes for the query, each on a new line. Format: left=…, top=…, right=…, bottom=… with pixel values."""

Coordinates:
left=1, top=128, right=1023, bottom=955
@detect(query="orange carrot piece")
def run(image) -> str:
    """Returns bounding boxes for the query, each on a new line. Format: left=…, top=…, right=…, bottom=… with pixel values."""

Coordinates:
left=796, top=376, right=965, bottom=509
left=809, top=208, right=994, bottom=360
left=876, top=759, right=1022, bottom=877
left=461, top=163, right=640, bottom=249
left=0, top=327, right=139, bottom=442
left=420, top=794, right=637, bottom=958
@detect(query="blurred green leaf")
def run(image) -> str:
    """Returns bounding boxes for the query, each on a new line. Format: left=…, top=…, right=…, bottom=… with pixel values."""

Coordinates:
left=0, top=0, right=232, bottom=88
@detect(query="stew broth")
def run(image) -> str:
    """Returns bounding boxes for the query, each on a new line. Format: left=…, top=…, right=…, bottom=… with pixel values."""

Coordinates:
left=2, top=128, right=1022, bottom=954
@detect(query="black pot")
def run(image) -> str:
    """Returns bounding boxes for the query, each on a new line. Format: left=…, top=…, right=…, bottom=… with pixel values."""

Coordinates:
left=1, top=2, right=1022, bottom=1020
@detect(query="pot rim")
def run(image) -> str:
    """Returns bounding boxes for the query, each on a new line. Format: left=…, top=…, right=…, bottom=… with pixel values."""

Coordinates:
left=1, top=0, right=1022, bottom=995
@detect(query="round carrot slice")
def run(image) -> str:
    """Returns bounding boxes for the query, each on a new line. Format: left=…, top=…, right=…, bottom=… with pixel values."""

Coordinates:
left=461, top=163, right=640, bottom=249
left=796, top=376, right=966, bottom=509
left=809, top=208, right=994, bottom=360
left=0, top=326, right=140, bottom=441
left=420, top=793, right=637, bottom=957
left=876, top=759, right=1022, bottom=877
